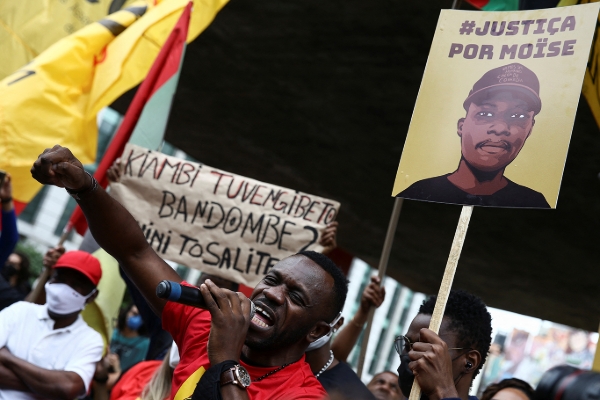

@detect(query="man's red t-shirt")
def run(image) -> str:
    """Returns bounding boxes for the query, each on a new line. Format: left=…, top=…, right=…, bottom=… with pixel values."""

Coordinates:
left=162, top=284, right=327, bottom=400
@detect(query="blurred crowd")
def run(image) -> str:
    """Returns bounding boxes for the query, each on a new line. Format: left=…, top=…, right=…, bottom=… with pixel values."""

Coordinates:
left=0, top=157, right=593, bottom=400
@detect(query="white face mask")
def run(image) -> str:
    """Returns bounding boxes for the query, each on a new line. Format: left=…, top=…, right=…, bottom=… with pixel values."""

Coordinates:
left=306, top=312, right=342, bottom=351
left=45, top=282, right=96, bottom=315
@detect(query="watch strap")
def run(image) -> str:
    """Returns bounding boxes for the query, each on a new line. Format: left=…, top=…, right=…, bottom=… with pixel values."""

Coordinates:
left=220, top=369, right=236, bottom=387
left=190, top=360, right=238, bottom=400
left=220, top=365, right=250, bottom=389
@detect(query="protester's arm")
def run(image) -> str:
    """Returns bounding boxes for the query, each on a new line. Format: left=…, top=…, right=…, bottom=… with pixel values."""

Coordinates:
left=0, top=304, right=28, bottom=391
left=104, top=353, right=122, bottom=389
left=24, top=246, right=65, bottom=304
left=31, top=145, right=180, bottom=315
left=319, top=221, right=338, bottom=255
left=408, top=329, right=458, bottom=400
left=0, top=363, right=29, bottom=391
left=331, top=275, right=385, bottom=362
left=0, top=174, right=19, bottom=268
left=0, top=347, right=88, bottom=399
left=92, top=381, right=109, bottom=400
left=91, top=354, right=116, bottom=400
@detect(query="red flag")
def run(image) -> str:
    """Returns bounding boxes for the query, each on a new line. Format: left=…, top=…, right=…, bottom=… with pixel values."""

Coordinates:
left=66, top=2, right=192, bottom=235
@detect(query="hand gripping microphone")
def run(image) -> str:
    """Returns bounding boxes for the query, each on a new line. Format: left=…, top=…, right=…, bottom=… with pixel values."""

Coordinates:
left=156, top=280, right=256, bottom=319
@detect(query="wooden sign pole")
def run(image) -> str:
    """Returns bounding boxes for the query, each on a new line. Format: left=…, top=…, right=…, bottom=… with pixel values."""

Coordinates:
left=356, top=197, right=404, bottom=378
left=408, top=205, right=473, bottom=400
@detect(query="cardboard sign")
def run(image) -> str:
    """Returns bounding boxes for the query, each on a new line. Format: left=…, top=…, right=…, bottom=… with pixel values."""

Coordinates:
left=392, top=4, right=600, bottom=209
left=110, top=144, right=340, bottom=286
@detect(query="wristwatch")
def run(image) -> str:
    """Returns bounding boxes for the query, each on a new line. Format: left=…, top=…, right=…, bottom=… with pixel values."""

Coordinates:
left=220, top=364, right=251, bottom=389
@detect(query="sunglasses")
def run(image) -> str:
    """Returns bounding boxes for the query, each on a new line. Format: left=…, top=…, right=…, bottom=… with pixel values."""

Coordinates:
left=394, top=335, right=470, bottom=355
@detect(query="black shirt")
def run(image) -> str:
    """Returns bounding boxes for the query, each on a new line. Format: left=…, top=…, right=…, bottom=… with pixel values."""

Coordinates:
left=397, top=174, right=550, bottom=208
left=318, top=361, right=376, bottom=400
left=0, top=274, right=25, bottom=311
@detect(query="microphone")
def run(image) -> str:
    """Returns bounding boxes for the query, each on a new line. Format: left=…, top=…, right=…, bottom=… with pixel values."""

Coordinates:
left=156, top=280, right=256, bottom=319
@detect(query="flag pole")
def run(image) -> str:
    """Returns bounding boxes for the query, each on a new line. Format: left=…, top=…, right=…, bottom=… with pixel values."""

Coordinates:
left=408, top=205, right=473, bottom=400
left=406, top=0, right=465, bottom=396
left=356, top=197, right=404, bottom=378
left=58, top=229, right=70, bottom=246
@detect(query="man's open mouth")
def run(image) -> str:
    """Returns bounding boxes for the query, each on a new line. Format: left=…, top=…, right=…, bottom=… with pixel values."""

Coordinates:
left=476, top=140, right=510, bottom=152
left=251, top=304, right=274, bottom=328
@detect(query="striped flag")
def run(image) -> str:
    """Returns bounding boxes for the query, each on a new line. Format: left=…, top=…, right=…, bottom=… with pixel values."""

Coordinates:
left=465, top=0, right=560, bottom=10
left=465, top=0, right=520, bottom=9
left=67, top=1, right=193, bottom=235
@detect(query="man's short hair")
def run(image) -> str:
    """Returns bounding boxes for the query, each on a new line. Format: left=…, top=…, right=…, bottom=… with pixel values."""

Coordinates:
left=419, top=289, right=492, bottom=377
left=369, top=370, right=399, bottom=382
left=481, top=378, right=534, bottom=400
left=296, top=250, right=348, bottom=321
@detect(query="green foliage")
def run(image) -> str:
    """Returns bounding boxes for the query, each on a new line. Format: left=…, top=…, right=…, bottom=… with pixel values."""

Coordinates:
left=14, top=240, right=43, bottom=283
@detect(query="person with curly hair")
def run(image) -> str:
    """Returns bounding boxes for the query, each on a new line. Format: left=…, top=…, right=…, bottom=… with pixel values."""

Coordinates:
left=480, top=378, right=533, bottom=400
left=395, top=290, right=492, bottom=400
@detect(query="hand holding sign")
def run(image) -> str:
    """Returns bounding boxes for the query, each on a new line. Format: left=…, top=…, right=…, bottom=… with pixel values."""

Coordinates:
left=406, top=329, right=458, bottom=400
left=319, top=221, right=338, bottom=255
left=383, top=4, right=600, bottom=400
left=106, top=158, right=123, bottom=184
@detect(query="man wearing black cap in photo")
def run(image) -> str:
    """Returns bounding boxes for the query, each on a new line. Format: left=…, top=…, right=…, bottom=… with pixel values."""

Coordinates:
left=398, top=63, right=550, bottom=208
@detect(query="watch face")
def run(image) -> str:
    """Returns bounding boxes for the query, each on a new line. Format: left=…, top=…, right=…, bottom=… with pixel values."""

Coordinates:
left=236, top=366, right=251, bottom=388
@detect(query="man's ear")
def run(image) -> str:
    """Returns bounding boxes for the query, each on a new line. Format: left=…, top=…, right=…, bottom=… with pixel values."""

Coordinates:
left=464, top=349, right=482, bottom=375
left=457, top=118, right=465, bottom=137
left=529, top=117, right=536, bottom=134
left=306, top=321, right=331, bottom=344
left=333, top=317, right=344, bottom=332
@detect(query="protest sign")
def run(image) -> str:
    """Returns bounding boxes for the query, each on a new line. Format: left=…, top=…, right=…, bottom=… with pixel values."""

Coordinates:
left=110, top=143, right=340, bottom=287
left=383, top=5, right=600, bottom=400
left=392, top=4, right=600, bottom=209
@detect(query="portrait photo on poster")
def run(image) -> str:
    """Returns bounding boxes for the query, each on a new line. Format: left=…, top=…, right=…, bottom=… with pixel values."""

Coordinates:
left=392, top=4, right=600, bottom=209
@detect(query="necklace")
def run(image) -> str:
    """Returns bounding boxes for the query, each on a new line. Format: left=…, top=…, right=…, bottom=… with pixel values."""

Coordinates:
left=254, top=361, right=293, bottom=382
left=315, top=350, right=334, bottom=378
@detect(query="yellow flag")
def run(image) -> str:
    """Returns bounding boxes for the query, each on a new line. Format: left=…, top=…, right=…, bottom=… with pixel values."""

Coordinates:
left=81, top=248, right=127, bottom=353
left=0, top=0, right=228, bottom=205
left=0, top=0, right=140, bottom=80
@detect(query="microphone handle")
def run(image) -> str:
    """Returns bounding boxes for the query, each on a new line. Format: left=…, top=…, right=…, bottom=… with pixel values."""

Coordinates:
left=156, top=280, right=256, bottom=318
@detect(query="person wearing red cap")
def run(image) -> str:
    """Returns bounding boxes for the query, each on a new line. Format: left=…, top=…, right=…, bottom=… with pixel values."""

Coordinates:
left=0, top=250, right=104, bottom=400
left=398, top=63, right=550, bottom=208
